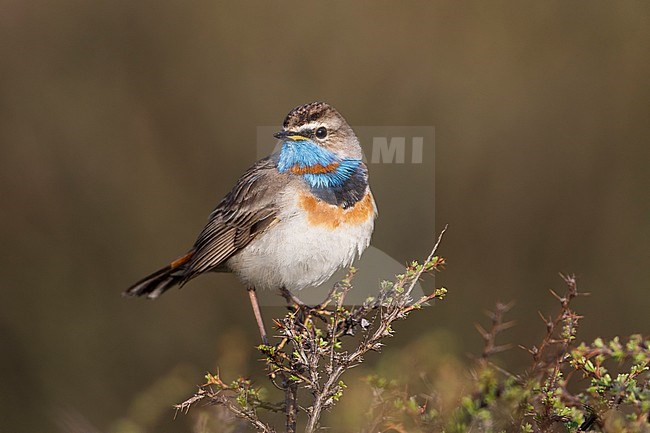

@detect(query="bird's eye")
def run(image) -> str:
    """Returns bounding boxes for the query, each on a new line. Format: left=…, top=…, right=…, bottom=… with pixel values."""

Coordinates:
left=315, top=127, right=327, bottom=139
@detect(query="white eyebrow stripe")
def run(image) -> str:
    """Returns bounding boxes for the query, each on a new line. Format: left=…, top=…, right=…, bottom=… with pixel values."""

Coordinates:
left=298, top=122, right=323, bottom=132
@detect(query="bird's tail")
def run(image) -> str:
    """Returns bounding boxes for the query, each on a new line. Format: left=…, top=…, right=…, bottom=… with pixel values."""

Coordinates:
left=123, top=251, right=194, bottom=299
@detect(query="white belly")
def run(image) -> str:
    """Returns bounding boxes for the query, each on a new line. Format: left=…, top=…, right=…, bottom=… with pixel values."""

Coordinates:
left=226, top=193, right=375, bottom=291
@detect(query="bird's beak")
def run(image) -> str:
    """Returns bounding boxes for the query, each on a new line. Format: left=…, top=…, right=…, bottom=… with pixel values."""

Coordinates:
left=274, top=130, right=309, bottom=141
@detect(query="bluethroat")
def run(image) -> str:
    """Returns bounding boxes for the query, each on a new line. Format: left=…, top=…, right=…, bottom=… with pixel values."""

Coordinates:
left=125, top=102, right=377, bottom=342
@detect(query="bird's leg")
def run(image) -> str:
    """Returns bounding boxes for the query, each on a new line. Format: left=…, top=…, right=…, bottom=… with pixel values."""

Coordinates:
left=279, top=286, right=305, bottom=310
left=279, top=287, right=331, bottom=324
left=280, top=287, right=314, bottom=325
left=247, top=287, right=268, bottom=345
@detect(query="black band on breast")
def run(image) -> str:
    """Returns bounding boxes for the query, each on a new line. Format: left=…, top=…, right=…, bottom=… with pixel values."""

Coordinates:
left=310, top=164, right=369, bottom=209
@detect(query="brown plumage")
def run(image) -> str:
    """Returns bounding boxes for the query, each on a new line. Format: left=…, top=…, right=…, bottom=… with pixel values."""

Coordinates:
left=124, top=156, right=285, bottom=299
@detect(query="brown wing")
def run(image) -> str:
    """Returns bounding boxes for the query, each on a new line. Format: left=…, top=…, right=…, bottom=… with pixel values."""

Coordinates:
left=179, top=156, right=284, bottom=282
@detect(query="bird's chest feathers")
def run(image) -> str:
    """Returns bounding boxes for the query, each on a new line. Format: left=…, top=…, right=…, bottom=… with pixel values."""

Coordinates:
left=298, top=191, right=375, bottom=230
left=277, top=140, right=368, bottom=208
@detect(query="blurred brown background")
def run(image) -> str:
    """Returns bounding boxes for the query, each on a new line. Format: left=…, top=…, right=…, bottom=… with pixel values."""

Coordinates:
left=1, top=2, right=648, bottom=432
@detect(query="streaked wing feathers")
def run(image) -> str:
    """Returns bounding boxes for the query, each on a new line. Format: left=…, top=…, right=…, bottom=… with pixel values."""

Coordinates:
left=181, top=156, right=282, bottom=281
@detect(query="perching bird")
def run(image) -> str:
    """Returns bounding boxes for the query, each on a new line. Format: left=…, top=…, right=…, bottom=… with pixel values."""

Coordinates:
left=124, top=102, right=377, bottom=342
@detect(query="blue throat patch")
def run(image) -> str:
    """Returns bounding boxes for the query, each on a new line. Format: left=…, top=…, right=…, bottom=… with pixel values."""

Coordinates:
left=277, top=140, right=361, bottom=189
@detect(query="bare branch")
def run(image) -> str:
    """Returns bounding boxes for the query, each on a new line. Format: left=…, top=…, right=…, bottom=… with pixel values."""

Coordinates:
left=174, top=229, right=449, bottom=433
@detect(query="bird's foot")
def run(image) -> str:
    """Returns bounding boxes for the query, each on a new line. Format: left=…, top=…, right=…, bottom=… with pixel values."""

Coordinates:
left=279, top=287, right=331, bottom=322
left=279, top=287, right=305, bottom=309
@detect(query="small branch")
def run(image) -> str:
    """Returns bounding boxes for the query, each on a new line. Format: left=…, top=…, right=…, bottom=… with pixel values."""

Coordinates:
left=174, top=385, right=277, bottom=433
left=475, top=301, right=515, bottom=365
left=305, top=365, right=346, bottom=433
left=405, top=224, right=448, bottom=297
left=175, top=229, right=450, bottom=433
left=214, top=395, right=277, bottom=433
left=284, top=378, right=298, bottom=433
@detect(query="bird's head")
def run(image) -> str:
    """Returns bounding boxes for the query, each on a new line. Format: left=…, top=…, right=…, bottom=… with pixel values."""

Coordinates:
left=275, top=102, right=364, bottom=188
left=275, top=102, right=362, bottom=160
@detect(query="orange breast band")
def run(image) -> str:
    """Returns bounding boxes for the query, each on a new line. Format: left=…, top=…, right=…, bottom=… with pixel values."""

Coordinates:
left=299, top=192, right=375, bottom=229
left=289, top=162, right=340, bottom=175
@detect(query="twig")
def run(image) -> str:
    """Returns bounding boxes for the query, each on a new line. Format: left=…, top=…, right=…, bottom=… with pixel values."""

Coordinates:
left=175, top=229, right=449, bottom=433
left=405, top=224, right=448, bottom=297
